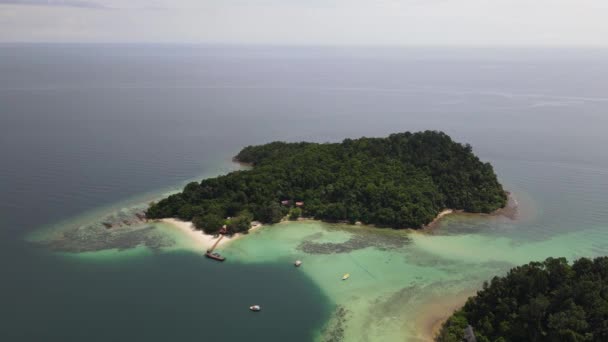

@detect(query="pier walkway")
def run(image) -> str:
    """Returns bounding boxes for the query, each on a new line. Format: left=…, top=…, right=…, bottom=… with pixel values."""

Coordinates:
left=208, top=235, right=224, bottom=252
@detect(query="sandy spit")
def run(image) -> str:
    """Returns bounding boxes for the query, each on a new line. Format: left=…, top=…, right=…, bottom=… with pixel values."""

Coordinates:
left=415, top=289, right=477, bottom=341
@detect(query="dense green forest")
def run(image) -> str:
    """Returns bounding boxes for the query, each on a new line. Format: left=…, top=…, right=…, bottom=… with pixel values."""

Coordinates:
left=146, top=131, right=507, bottom=234
left=437, top=257, right=608, bottom=342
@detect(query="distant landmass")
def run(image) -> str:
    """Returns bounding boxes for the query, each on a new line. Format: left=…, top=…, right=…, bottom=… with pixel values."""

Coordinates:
left=437, top=257, right=608, bottom=342
left=146, top=131, right=507, bottom=233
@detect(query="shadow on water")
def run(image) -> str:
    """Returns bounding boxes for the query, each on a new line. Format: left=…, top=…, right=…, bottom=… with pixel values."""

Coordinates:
left=0, top=238, right=332, bottom=342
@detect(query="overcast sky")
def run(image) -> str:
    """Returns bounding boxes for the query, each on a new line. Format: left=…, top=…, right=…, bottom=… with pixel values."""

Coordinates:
left=1, top=0, right=608, bottom=45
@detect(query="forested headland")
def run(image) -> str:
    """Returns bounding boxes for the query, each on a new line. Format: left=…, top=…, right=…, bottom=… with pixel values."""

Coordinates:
left=437, top=257, right=608, bottom=342
left=146, top=131, right=507, bottom=234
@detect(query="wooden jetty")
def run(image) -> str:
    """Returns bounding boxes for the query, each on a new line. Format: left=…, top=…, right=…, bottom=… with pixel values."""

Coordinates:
left=205, top=235, right=226, bottom=261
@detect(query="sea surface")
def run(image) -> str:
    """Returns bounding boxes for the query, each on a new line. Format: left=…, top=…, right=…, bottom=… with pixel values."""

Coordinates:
left=2, top=44, right=608, bottom=341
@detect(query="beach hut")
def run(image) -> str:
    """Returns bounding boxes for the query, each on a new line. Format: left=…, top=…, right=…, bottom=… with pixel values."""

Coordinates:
left=281, top=200, right=290, bottom=206
left=295, top=201, right=304, bottom=207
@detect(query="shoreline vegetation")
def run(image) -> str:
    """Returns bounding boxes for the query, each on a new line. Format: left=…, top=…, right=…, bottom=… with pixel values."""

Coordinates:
left=160, top=209, right=460, bottom=252
left=437, top=257, right=608, bottom=342
left=160, top=193, right=518, bottom=252
left=146, top=131, right=508, bottom=235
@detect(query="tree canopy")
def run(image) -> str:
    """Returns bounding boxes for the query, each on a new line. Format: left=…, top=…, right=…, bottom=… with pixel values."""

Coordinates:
left=146, top=131, right=507, bottom=232
left=437, top=257, right=608, bottom=342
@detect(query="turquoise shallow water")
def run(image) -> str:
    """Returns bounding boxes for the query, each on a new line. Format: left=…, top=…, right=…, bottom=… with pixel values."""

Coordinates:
left=3, top=45, right=608, bottom=341
left=216, top=198, right=608, bottom=341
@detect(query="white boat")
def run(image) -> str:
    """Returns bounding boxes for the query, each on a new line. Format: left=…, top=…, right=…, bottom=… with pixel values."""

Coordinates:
left=249, top=305, right=261, bottom=312
left=342, top=273, right=350, bottom=280
left=294, top=260, right=302, bottom=267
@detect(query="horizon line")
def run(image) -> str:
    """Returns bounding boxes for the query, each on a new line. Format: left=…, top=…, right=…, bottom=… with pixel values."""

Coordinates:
left=1, top=42, right=608, bottom=49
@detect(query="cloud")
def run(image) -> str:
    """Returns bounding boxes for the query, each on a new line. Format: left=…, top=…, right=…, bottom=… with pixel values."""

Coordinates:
left=0, top=0, right=107, bottom=9
left=1, top=0, right=608, bottom=45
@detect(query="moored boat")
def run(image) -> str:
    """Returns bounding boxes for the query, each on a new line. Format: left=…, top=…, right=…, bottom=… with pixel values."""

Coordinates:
left=249, top=305, right=261, bottom=311
left=342, top=273, right=350, bottom=280
left=205, top=250, right=226, bottom=261
left=294, top=260, right=302, bottom=267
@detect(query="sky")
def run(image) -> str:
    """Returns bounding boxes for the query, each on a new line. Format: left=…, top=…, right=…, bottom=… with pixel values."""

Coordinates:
left=1, top=0, right=608, bottom=46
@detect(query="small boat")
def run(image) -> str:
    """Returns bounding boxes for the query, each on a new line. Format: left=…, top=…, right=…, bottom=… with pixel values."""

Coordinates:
left=342, top=273, right=350, bottom=280
left=294, top=260, right=302, bottom=267
left=205, top=250, right=226, bottom=261
left=249, top=305, right=261, bottom=312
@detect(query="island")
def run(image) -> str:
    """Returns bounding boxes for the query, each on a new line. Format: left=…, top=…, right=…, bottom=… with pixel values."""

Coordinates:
left=437, top=257, right=608, bottom=342
left=145, top=131, right=507, bottom=234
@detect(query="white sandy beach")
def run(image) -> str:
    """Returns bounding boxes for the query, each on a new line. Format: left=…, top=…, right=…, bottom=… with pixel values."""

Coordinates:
left=420, top=209, right=455, bottom=230
left=160, top=218, right=230, bottom=250
left=160, top=218, right=262, bottom=250
left=435, top=209, right=454, bottom=221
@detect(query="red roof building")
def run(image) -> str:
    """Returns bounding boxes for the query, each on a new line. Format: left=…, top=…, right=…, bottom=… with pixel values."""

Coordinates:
left=219, top=225, right=228, bottom=235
